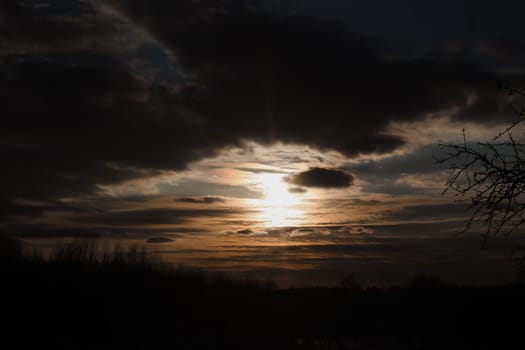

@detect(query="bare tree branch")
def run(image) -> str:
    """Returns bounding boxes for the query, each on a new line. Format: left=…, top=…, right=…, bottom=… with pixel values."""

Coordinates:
left=436, top=102, right=525, bottom=244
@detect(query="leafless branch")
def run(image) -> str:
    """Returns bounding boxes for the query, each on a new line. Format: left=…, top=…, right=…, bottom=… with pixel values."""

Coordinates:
left=436, top=123, right=525, bottom=244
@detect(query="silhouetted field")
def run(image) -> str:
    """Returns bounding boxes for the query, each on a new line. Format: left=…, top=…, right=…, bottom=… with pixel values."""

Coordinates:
left=2, top=237, right=524, bottom=349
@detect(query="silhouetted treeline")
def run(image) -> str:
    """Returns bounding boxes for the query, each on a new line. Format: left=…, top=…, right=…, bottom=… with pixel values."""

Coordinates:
left=1, top=237, right=524, bottom=349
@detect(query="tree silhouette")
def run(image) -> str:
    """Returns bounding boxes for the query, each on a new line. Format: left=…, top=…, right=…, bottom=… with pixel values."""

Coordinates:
left=340, top=273, right=363, bottom=292
left=436, top=86, right=525, bottom=243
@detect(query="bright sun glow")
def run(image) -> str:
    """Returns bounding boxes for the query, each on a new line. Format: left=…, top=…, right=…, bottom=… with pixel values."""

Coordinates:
left=253, top=173, right=303, bottom=227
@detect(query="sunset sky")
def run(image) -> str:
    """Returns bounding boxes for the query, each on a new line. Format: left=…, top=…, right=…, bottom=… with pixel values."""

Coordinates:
left=2, top=0, right=525, bottom=287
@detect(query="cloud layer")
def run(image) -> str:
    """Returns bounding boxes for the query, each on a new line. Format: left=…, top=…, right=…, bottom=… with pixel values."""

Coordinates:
left=1, top=0, right=521, bottom=228
left=285, top=167, right=354, bottom=188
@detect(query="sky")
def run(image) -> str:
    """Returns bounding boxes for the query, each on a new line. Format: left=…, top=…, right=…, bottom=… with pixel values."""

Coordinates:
left=2, top=0, right=525, bottom=287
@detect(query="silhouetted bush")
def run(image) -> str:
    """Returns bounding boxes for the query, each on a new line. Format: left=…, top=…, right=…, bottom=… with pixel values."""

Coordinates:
left=0, top=237, right=23, bottom=262
left=411, top=274, right=443, bottom=289
left=1, top=237, right=524, bottom=349
left=340, top=273, right=363, bottom=292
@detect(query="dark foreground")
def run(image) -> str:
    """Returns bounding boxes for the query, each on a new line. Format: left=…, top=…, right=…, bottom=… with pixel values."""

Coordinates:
left=2, top=238, right=524, bottom=349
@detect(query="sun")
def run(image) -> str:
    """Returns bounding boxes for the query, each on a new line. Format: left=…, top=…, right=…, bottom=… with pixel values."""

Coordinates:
left=253, top=173, right=303, bottom=227
left=257, top=173, right=297, bottom=207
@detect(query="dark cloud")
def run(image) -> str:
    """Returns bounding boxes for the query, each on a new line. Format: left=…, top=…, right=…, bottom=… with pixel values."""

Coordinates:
left=3, top=226, right=102, bottom=238
left=285, top=168, right=353, bottom=188
left=175, top=196, right=225, bottom=204
left=349, top=144, right=445, bottom=180
left=288, top=187, right=307, bottom=194
left=236, top=229, right=253, bottom=235
left=348, top=198, right=394, bottom=206
left=260, top=1, right=525, bottom=60
left=381, top=203, right=471, bottom=222
left=74, top=207, right=255, bottom=226
left=0, top=198, right=102, bottom=222
left=362, top=182, right=431, bottom=196
left=158, top=179, right=264, bottom=199
left=1, top=0, right=521, bottom=225
left=110, top=0, right=515, bottom=145
left=1, top=1, right=192, bottom=219
left=476, top=38, right=525, bottom=73
left=234, top=167, right=287, bottom=174
left=146, top=236, right=174, bottom=243
left=479, top=39, right=525, bottom=60
left=342, top=144, right=453, bottom=195
left=0, top=0, right=129, bottom=55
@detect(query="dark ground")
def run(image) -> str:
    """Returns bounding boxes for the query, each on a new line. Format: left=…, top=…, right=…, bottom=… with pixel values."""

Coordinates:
left=2, top=238, right=524, bottom=349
